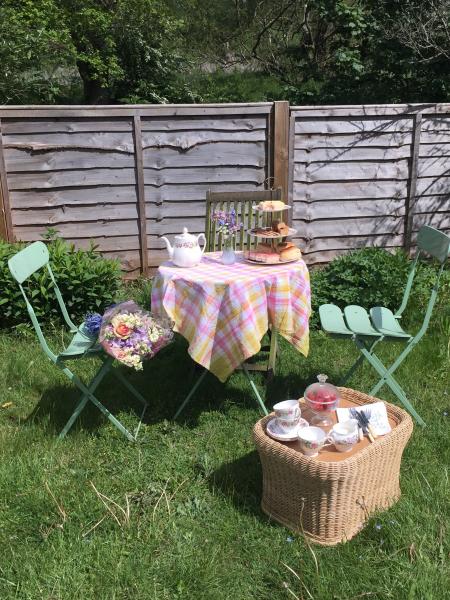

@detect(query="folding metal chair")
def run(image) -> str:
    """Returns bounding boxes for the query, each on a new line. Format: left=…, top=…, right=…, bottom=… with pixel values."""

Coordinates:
left=8, top=241, right=147, bottom=441
left=319, top=225, right=450, bottom=426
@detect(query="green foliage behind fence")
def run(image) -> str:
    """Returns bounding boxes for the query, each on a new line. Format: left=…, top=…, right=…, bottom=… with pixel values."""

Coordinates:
left=0, top=238, right=122, bottom=328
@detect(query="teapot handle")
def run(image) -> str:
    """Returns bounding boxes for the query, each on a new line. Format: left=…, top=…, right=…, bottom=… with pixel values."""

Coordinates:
left=198, top=233, right=207, bottom=255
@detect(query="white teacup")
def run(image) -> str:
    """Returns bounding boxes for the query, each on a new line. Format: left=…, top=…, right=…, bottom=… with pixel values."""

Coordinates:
left=328, top=419, right=359, bottom=452
left=273, top=399, right=301, bottom=433
left=297, top=426, right=328, bottom=457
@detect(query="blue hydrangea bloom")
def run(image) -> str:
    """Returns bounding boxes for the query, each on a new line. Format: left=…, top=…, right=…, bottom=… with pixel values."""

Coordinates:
left=84, top=312, right=103, bottom=337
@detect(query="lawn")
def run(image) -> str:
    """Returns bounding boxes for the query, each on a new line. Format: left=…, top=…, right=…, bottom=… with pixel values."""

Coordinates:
left=0, top=312, right=449, bottom=599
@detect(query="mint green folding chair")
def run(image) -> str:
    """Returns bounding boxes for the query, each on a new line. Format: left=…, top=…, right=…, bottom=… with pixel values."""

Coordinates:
left=319, top=226, right=450, bottom=426
left=8, top=241, right=147, bottom=441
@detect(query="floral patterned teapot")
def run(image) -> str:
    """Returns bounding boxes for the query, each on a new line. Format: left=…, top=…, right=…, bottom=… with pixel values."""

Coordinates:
left=161, top=227, right=206, bottom=268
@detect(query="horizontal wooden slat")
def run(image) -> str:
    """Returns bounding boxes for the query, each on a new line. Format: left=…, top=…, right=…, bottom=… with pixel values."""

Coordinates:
left=8, top=168, right=137, bottom=189
left=421, top=117, right=450, bottom=132
left=412, top=212, right=450, bottom=230
left=293, top=198, right=405, bottom=220
left=4, top=149, right=135, bottom=172
left=143, top=167, right=266, bottom=187
left=295, top=132, right=412, bottom=149
left=2, top=118, right=133, bottom=135
left=140, top=117, right=267, bottom=132
left=299, top=234, right=405, bottom=253
left=292, top=216, right=403, bottom=238
left=3, top=132, right=134, bottom=152
left=14, top=220, right=139, bottom=239
left=11, top=203, right=138, bottom=226
left=418, top=143, right=450, bottom=157
left=141, top=130, right=266, bottom=150
left=414, top=196, right=450, bottom=212
left=417, top=156, right=450, bottom=177
left=0, top=103, right=273, bottom=118
left=291, top=103, right=450, bottom=116
left=296, top=131, right=447, bottom=147
left=294, top=146, right=412, bottom=161
left=9, top=187, right=138, bottom=208
left=9, top=182, right=263, bottom=210
left=142, top=142, right=265, bottom=169
left=8, top=166, right=265, bottom=190
left=295, top=118, right=413, bottom=135
left=416, top=177, right=450, bottom=196
left=294, top=160, right=409, bottom=182
left=293, top=180, right=407, bottom=200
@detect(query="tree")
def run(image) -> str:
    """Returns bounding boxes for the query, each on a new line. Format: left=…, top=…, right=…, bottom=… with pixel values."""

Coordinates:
left=0, top=0, right=194, bottom=104
left=0, top=0, right=76, bottom=104
left=385, top=0, right=450, bottom=63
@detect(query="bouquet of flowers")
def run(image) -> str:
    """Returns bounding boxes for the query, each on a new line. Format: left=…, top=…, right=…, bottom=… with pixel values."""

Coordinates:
left=211, top=208, right=243, bottom=241
left=84, top=301, right=173, bottom=370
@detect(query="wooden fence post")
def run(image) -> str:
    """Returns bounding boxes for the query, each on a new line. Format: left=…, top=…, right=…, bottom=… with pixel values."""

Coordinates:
left=404, top=112, right=423, bottom=251
left=133, top=114, right=149, bottom=275
left=0, top=120, right=13, bottom=241
left=272, top=101, right=290, bottom=201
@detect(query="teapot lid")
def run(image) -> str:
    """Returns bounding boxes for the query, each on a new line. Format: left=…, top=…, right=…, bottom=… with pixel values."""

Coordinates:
left=175, top=227, right=195, bottom=241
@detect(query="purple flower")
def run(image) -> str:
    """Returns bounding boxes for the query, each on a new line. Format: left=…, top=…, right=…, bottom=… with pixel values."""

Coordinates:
left=84, top=312, right=102, bottom=337
left=211, top=209, right=243, bottom=238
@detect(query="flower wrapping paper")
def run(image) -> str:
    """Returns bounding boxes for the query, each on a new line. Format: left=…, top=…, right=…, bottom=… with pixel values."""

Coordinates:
left=98, top=300, right=173, bottom=370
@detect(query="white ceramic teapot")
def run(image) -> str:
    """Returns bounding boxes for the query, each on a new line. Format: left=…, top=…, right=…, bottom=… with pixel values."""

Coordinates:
left=161, top=227, right=206, bottom=268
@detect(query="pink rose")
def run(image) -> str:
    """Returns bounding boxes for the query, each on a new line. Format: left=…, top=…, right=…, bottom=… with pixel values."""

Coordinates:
left=114, top=323, right=131, bottom=339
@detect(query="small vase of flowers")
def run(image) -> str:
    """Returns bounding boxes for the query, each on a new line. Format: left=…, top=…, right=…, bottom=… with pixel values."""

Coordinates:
left=211, top=208, right=243, bottom=265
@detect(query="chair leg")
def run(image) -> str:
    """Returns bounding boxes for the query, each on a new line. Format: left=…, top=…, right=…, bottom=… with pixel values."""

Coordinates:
left=59, top=359, right=138, bottom=441
left=242, top=363, right=269, bottom=415
left=174, top=367, right=209, bottom=419
left=59, top=357, right=113, bottom=439
left=356, top=341, right=426, bottom=426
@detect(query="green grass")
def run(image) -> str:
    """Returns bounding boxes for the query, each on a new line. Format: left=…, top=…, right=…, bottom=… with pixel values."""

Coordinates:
left=0, top=317, right=449, bottom=600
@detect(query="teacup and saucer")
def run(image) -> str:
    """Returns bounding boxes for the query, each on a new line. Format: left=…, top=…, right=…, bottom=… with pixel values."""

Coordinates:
left=266, top=399, right=308, bottom=441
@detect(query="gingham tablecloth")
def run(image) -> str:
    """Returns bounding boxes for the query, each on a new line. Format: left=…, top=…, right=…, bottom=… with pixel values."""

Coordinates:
left=151, top=251, right=311, bottom=382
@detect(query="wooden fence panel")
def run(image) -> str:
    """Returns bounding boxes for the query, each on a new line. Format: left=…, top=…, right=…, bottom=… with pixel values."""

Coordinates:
left=0, top=104, right=272, bottom=275
left=141, top=108, right=270, bottom=269
left=290, top=104, right=450, bottom=264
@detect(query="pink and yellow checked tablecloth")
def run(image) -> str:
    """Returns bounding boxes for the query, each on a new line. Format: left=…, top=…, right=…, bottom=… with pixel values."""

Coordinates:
left=151, top=251, right=311, bottom=382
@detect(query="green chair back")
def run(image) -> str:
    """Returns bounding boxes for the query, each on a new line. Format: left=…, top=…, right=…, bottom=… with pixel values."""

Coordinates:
left=205, top=188, right=283, bottom=251
left=8, top=241, right=78, bottom=361
left=395, top=225, right=450, bottom=319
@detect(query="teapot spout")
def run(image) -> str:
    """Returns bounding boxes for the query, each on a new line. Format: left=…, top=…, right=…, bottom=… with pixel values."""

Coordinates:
left=160, top=236, right=173, bottom=258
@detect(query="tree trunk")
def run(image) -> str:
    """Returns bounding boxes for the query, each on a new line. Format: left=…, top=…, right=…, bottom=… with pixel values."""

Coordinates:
left=77, top=60, right=111, bottom=104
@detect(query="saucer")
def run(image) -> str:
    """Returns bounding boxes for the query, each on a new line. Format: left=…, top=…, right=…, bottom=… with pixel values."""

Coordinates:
left=266, top=417, right=309, bottom=442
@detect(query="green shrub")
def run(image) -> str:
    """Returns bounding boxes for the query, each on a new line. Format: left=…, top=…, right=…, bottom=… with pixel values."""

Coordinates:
left=310, top=247, right=450, bottom=329
left=0, top=237, right=122, bottom=328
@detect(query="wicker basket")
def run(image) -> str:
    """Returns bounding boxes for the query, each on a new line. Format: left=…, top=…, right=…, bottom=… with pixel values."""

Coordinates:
left=253, top=388, right=413, bottom=546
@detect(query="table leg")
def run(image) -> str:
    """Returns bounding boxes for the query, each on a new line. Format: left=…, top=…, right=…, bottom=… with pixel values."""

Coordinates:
left=174, top=367, right=209, bottom=419
left=268, top=328, right=278, bottom=375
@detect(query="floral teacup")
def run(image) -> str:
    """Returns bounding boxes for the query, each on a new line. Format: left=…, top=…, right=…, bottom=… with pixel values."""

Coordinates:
left=273, top=399, right=301, bottom=434
left=297, top=426, right=328, bottom=457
